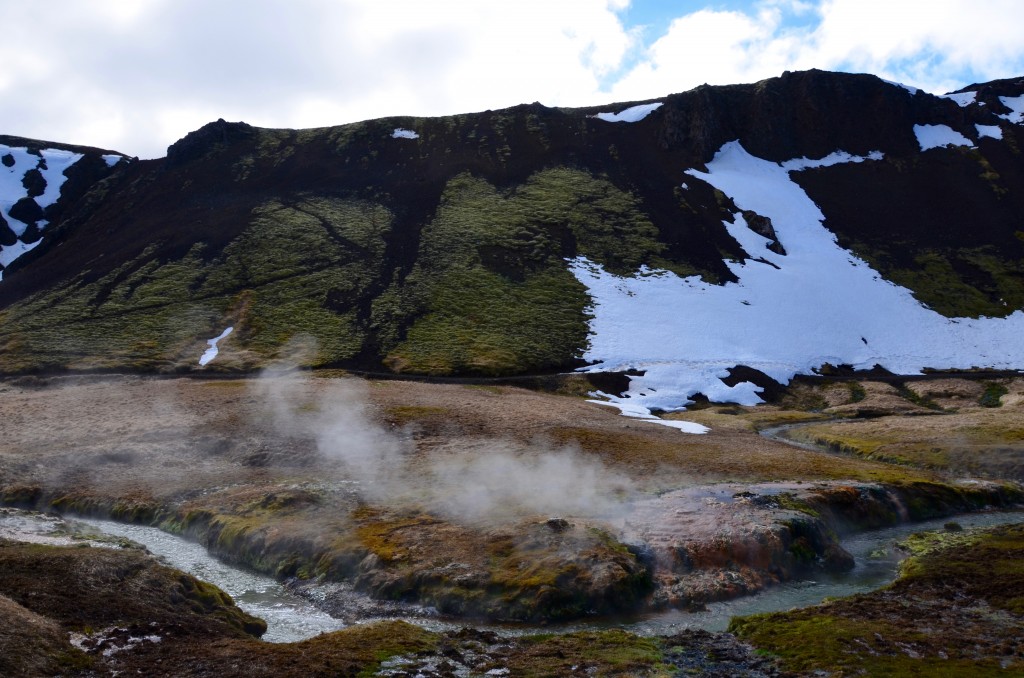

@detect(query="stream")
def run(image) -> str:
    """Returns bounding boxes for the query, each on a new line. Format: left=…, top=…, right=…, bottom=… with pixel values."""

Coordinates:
left=5, top=420, right=1021, bottom=643
left=60, top=509, right=1024, bottom=641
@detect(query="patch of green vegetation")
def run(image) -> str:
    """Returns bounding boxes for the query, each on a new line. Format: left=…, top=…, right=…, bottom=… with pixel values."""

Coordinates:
left=979, top=381, right=1009, bottom=407
left=774, top=493, right=820, bottom=517
left=377, top=169, right=658, bottom=375
left=732, top=524, right=1024, bottom=675
left=506, top=630, right=671, bottom=677
left=298, top=621, right=439, bottom=678
left=174, top=573, right=268, bottom=637
left=851, top=246, right=1024, bottom=318
left=895, top=383, right=943, bottom=410
left=0, top=196, right=394, bottom=372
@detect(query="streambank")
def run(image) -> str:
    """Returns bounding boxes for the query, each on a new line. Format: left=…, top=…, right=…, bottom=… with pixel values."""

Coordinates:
left=3, top=474, right=1021, bottom=624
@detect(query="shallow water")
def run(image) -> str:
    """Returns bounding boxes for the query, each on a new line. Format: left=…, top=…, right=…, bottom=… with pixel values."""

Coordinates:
left=72, top=517, right=347, bottom=643
left=567, top=509, right=1024, bottom=636
left=68, top=509, right=1024, bottom=640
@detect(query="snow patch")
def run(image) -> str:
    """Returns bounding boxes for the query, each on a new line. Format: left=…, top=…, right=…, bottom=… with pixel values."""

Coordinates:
left=0, top=144, right=84, bottom=277
left=587, top=397, right=708, bottom=434
left=0, top=238, right=42, bottom=269
left=198, top=327, right=233, bottom=366
left=998, top=95, right=1024, bottom=124
left=882, top=78, right=918, bottom=95
left=781, top=149, right=882, bottom=171
left=941, top=91, right=977, bottom=107
left=37, top=148, right=83, bottom=210
left=102, top=154, right=124, bottom=167
left=913, top=124, right=973, bottom=151
left=392, top=128, right=419, bottom=139
left=594, top=102, right=663, bottom=123
left=570, top=141, right=1024, bottom=418
left=976, top=124, right=1003, bottom=140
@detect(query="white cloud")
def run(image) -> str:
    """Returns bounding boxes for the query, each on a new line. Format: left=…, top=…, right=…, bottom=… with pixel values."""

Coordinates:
left=0, top=1, right=1022, bottom=159
left=610, top=0, right=1024, bottom=101
left=0, top=0, right=633, bottom=158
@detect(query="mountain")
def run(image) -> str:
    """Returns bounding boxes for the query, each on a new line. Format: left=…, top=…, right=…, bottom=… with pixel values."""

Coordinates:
left=1, top=69, right=1023, bottom=415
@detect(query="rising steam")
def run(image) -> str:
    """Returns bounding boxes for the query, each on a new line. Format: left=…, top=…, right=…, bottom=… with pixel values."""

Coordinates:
left=252, top=360, right=634, bottom=525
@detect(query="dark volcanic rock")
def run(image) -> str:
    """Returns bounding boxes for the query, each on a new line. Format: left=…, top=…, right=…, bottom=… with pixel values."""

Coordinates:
left=7, top=196, right=43, bottom=226
left=165, top=118, right=258, bottom=167
left=0, top=68, right=1022, bottom=375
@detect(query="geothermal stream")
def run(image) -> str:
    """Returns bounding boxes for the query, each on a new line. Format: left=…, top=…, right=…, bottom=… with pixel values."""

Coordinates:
left=17, top=508, right=1016, bottom=642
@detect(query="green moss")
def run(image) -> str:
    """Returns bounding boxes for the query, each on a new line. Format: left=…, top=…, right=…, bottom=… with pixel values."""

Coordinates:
left=378, top=170, right=622, bottom=375
left=732, top=524, right=1024, bottom=676
left=300, top=621, right=439, bottom=678
left=774, top=493, right=821, bottom=517
left=979, top=381, right=1009, bottom=407
left=850, top=246, right=1024, bottom=318
left=507, top=630, right=670, bottom=677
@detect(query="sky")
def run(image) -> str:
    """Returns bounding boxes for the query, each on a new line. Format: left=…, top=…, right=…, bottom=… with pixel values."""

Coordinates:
left=2, top=0, right=1023, bottom=159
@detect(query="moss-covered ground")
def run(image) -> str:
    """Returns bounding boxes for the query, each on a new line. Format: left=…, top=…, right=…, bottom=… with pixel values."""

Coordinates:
left=731, top=523, right=1024, bottom=676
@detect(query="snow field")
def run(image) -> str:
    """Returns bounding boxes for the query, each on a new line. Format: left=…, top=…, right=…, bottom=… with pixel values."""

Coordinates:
left=0, top=144, right=84, bottom=278
left=570, top=140, right=1024, bottom=429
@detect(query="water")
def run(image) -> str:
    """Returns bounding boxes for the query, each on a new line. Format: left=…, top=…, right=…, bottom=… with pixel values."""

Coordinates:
left=7, top=506, right=1021, bottom=642
left=581, top=509, right=1024, bottom=636
left=72, top=518, right=347, bottom=643
left=69, top=509, right=1024, bottom=640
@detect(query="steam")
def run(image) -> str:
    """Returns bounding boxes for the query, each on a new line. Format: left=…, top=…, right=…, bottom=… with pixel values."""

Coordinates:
left=428, top=443, right=633, bottom=522
left=252, top=361, right=635, bottom=525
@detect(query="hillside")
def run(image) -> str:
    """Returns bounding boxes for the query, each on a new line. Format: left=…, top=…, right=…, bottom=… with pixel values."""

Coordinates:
left=1, top=69, right=1023, bottom=416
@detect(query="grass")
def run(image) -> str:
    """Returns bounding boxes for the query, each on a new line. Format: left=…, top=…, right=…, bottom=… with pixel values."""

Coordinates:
left=846, top=246, right=1024, bottom=318
left=504, top=630, right=671, bottom=677
left=731, top=524, right=1024, bottom=676
left=0, top=163, right=675, bottom=376
left=379, top=168, right=665, bottom=375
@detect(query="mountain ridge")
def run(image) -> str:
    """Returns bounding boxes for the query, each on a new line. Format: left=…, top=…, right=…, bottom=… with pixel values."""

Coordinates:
left=0, top=69, right=1022, bottom=413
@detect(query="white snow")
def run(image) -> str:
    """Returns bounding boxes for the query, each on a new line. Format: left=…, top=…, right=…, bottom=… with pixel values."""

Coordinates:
left=569, top=140, right=1024, bottom=421
left=976, top=124, right=1003, bottom=140
left=198, top=327, right=233, bottom=366
left=913, top=124, right=973, bottom=151
left=639, top=418, right=710, bottom=434
left=0, top=145, right=39, bottom=237
left=594, top=102, right=663, bottom=123
left=37, top=148, right=83, bottom=210
left=998, top=95, right=1024, bottom=124
left=0, top=238, right=42, bottom=268
left=392, top=128, right=419, bottom=139
left=781, top=149, right=883, bottom=171
left=587, top=397, right=709, bottom=434
left=0, top=144, right=84, bottom=277
left=941, top=91, right=977, bottom=107
left=882, top=79, right=918, bottom=95
left=102, top=154, right=123, bottom=167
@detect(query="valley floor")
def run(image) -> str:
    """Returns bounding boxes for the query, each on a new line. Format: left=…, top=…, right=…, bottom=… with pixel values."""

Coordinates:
left=0, top=372, right=1022, bottom=675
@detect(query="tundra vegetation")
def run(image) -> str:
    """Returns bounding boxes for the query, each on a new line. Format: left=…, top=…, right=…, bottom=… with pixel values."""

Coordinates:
left=0, top=373, right=1022, bottom=675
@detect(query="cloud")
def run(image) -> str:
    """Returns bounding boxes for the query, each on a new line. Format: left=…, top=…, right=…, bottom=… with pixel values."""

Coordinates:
left=610, top=0, right=1024, bottom=101
left=0, top=0, right=632, bottom=158
left=1, top=1, right=1023, bottom=159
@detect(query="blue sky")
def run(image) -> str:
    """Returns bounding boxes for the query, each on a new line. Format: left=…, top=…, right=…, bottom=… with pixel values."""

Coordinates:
left=2, top=0, right=1022, bottom=158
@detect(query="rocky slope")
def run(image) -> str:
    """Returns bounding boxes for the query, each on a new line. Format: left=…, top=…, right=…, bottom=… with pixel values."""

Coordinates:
left=0, top=69, right=1022, bottom=412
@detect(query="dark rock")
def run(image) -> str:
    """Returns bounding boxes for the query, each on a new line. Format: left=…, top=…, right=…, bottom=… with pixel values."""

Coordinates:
left=165, top=118, right=257, bottom=167
left=21, top=168, right=46, bottom=198
left=1, top=153, right=14, bottom=167
left=7, top=196, right=43, bottom=225
left=741, top=210, right=786, bottom=255
left=0, top=213, right=16, bottom=246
